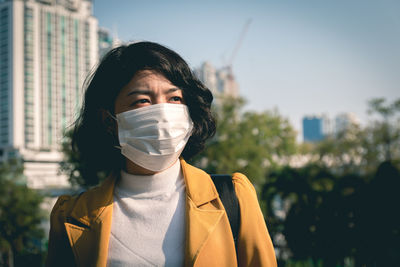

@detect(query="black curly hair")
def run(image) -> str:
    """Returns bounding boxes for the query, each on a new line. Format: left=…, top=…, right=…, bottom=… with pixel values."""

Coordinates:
left=71, top=41, right=216, bottom=184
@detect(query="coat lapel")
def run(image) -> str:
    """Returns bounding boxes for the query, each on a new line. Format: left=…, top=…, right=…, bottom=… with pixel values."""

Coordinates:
left=64, top=174, right=116, bottom=267
left=180, top=159, right=225, bottom=266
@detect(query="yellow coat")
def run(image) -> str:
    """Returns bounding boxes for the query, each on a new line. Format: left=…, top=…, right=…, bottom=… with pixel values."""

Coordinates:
left=46, top=159, right=277, bottom=267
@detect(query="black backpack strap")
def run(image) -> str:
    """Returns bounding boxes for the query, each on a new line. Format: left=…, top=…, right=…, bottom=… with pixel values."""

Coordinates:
left=210, top=174, right=241, bottom=256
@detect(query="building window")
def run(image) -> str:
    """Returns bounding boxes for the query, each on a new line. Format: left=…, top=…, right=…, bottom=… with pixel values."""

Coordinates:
left=61, top=16, right=66, bottom=130
left=24, top=6, right=34, bottom=146
left=0, top=7, right=9, bottom=145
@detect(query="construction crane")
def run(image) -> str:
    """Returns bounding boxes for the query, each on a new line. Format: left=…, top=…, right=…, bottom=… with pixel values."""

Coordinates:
left=219, top=19, right=251, bottom=96
left=228, top=18, right=252, bottom=70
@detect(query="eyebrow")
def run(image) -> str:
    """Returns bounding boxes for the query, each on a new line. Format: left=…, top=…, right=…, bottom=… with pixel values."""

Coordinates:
left=126, top=87, right=181, bottom=97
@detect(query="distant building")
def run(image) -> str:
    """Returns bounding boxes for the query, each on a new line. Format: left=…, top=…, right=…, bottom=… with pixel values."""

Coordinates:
left=334, top=112, right=360, bottom=134
left=194, top=62, right=239, bottom=98
left=98, top=27, right=113, bottom=59
left=195, top=62, right=217, bottom=94
left=302, top=115, right=331, bottom=142
left=98, top=27, right=121, bottom=59
left=0, top=0, right=98, bottom=190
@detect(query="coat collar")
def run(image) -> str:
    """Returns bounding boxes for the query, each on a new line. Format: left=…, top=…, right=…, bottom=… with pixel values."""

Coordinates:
left=65, top=158, right=224, bottom=266
left=69, top=158, right=219, bottom=225
left=180, top=158, right=219, bottom=206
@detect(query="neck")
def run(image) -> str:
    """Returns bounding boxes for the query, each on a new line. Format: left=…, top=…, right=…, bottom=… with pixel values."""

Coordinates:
left=125, top=159, right=158, bottom=175
left=117, top=159, right=183, bottom=195
left=124, top=158, right=179, bottom=175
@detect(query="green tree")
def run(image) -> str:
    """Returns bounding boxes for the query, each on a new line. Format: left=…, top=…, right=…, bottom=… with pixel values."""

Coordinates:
left=262, top=96, right=400, bottom=265
left=190, top=96, right=297, bottom=190
left=59, top=129, right=107, bottom=188
left=311, top=123, right=368, bottom=173
left=262, top=164, right=370, bottom=266
left=0, top=159, right=45, bottom=267
left=59, top=129, right=82, bottom=187
left=355, top=161, right=400, bottom=266
left=366, top=98, right=400, bottom=162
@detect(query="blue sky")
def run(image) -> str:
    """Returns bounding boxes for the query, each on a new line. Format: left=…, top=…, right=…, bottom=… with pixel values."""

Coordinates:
left=94, top=0, right=400, bottom=135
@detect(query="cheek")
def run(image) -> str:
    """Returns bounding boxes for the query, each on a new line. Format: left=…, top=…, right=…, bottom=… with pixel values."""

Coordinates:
left=114, top=86, right=132, bottom=114
left=114, top=94, right=128, bottom=114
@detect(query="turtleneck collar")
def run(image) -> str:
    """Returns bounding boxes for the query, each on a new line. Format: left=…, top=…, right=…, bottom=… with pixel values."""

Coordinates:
left=115, top=160, right=182, bottom=197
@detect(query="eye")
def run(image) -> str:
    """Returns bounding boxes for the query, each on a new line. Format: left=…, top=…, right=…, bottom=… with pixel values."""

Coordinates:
left=130, top=98, right=151, bottom=107
left=170, top=96, right=183, bottom=103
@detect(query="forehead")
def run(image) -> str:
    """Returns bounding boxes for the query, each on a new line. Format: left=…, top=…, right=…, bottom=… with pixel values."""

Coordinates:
left=125, top=70, right=174, bottom=89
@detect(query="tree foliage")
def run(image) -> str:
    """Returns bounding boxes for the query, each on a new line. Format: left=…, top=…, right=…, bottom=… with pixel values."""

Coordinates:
left=190, top=96, right=297, bottom=189
left=366, top=98, right=400, bottom=162
left=60, top=129, right=107, bottom=188
left=0, top=159, right=45, bottom=267
left=262, top=98, right=400, bottom=266
left=262, top=161, right=400, bottom=266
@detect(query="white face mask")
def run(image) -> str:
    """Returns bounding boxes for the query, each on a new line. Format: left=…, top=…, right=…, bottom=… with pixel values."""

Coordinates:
left=113, top=103, right=193, bottom=172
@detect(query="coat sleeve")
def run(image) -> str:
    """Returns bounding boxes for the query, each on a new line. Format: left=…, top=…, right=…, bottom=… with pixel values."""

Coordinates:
left=46, top=195, right=77, bottom=267
left=232, top=173, right=277, bottom=267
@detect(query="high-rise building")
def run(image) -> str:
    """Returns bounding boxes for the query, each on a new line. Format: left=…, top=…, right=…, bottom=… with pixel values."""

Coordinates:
left=334, top=112, right=360, bottom=134
left=216, top=67, right=239, bottom=97
left=302, top=115, right=331, bottom=142
left=0, top=0, right=98, bottom=190
left=194, top=62, right=239, bottom=98
left=195, top=62, right=217, bottom=94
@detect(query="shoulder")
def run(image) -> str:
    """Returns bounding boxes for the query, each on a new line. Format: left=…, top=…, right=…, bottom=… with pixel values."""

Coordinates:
left=46, top=176, right=116, bottom=266
left=50, top=194, right=78, bottom=223
left=50, top=175, right=116, bottom=223
left=231, top=173, right=278, bottom=266
left=49, top=192, right=86, bottom=231
left=232, top=172, right=254, bottom=188
left=231, top=172, right=258, bottom=199
left=230, top=172, right=262, bottom=219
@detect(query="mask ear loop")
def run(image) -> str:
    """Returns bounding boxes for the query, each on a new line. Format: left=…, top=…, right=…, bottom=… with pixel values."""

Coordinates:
left=107, top=110, right=117, bottom=121
left=107, top=111, right=122, bottom=150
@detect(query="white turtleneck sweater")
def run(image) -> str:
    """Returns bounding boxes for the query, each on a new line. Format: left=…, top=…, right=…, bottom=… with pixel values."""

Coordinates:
left=107, top=160, right=186, bottom=267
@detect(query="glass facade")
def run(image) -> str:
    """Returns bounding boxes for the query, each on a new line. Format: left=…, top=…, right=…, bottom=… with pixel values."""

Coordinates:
left=61, top=16, right=66, bottom=130
left=24, top=6, right=34, bottom=146
left=84, top=21, right=89, bottom=73
left=0, top=7, right=8, bottom=145
left=74, top=19, right=79, bottom=111
left=303, top=117, right=327, bottom=142
left=46, top=12, right=52, bottom=146
left=0, top=0, right=98, bottom=189
left=0, top=2, right=96, bottom=150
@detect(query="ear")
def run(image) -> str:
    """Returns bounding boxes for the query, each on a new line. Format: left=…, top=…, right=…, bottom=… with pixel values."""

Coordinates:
left=99, top=109, right=117, bottom=135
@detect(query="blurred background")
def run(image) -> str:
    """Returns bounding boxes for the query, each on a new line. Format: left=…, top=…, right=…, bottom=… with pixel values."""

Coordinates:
left=0, top=0, right=399, bottom=266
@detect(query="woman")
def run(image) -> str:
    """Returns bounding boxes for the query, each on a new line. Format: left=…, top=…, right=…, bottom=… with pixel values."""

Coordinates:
left=46, top=41, right=277, bottom=267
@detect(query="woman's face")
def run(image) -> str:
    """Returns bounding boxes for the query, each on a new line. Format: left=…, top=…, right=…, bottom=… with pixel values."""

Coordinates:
left=113, top=70, right=187, bottom=175
left=114, top=70, right=184, bottom=114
